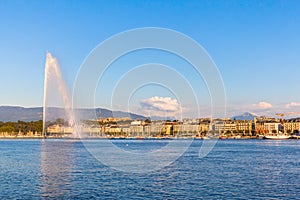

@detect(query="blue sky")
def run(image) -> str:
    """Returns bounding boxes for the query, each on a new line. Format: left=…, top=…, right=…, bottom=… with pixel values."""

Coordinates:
left=1, top=0, right=300, bottom=118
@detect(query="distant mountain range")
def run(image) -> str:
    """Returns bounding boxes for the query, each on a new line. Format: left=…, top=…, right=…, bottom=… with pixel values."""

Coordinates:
left=231, top=112, right=259, bottom=120
left=1, top=106, right=286, bottom=122
left=0, top=106, right=146, bottom=122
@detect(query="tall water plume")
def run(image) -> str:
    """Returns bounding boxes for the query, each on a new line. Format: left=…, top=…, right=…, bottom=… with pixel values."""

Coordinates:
left=43, top=52, right=77, bottom=137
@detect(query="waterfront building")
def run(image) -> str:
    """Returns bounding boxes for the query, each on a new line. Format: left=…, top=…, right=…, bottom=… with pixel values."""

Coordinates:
left=198, top=122, right=210, bottom=133
left=47, top=124, right=63, bottom=134
left=284, top=119, right=300, bottom=134
left=183, top=118, right=198, bottom=124
left=254, top=120, right=265, bottom=134
left=131, top=120, right=142, bottom=126
left=254, top=118, right=280, bottom=134
left=129, top=125, right=143, bottom=136
left=263, top=122, right=281, bottom=134
left=144, top=122, right=165, bottom=137
left=212, top=121, right=236, bottom=133
left=80, top=125, right=101, bottom=136
left=64, top=126, right=73, bottom=134
left=104, top=125, right=121, bottom=134
left=42, top=116, right=300, bottom=138
left=121, top=125, right=131, bottom=135
left=172, top=123, right=199, bottom=137
left=235, top=120, right=252, bottom=134
left=161, top=124, right=173, bottom=136
left=47, top=125, right=74, bottom=136
left=98, top=117, right=117, bottom=124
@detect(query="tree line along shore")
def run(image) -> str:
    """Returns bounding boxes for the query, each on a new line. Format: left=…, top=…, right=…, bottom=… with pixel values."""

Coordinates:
left=0, top=120, right=43, bottom=137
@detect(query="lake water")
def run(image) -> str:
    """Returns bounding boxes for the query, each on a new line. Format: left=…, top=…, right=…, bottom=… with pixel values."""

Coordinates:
left=0, top=139, right=299, bottom=199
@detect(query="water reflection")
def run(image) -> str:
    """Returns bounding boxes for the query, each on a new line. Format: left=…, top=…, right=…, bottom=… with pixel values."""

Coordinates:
left=40, top=139, right=79, bottom=198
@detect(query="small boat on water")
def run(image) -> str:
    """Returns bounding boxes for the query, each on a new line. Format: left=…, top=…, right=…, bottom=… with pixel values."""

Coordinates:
left=290, top=135, right=300, bottom=139
left=264, top=135, right=290, bottom=140
left=234, top=135, right=242, bottom=139
left=136, top=136, right=145, bottom=140
left=219, top=135, right=227, bottom=140
left=257, top=135, right=265, bottom=139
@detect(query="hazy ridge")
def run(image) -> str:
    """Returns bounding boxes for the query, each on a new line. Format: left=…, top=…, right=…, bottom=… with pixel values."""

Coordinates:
left=0, top=106, right=146, bottom=122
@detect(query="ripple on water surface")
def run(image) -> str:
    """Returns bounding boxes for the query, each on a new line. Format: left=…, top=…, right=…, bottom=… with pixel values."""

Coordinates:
left=0, top=139, right=299, bottom=199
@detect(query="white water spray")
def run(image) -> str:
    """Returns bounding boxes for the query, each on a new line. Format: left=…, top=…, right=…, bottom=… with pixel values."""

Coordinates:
left=43, top=52, right=77, bottom=137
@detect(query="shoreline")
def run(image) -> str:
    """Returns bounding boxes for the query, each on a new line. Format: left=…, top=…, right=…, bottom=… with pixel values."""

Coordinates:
left=1, top=136, right=300, bottom=140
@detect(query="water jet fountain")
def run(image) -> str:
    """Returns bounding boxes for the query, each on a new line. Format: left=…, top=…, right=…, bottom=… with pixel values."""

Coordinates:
left=43, top=52, right=78, bottom=138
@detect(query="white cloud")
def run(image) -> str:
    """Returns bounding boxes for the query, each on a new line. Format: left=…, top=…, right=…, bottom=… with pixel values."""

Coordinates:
left=252, top=101, right=273, bottom=109
left=139, top=96, right=181, bottom=118
left=285, top=102, right=300, bottom=108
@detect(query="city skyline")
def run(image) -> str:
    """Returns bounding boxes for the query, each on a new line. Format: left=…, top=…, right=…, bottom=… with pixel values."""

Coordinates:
left=1, top=1, right=300, bottom=118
